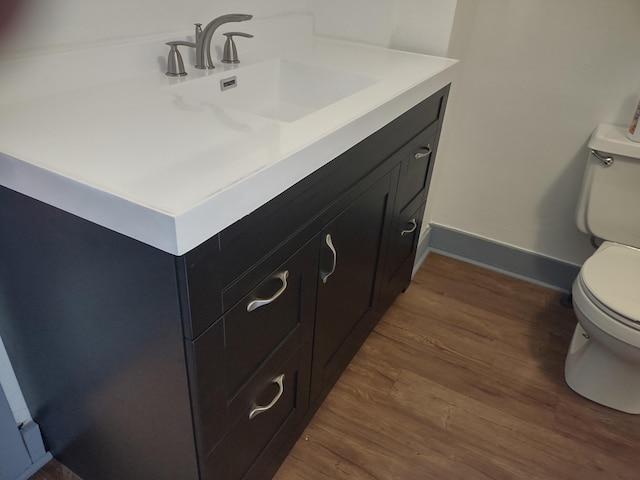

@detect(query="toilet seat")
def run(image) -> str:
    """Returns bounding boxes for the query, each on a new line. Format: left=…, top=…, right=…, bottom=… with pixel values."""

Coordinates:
left=573, top=276, right=640, bottom=350
left=579, top=242, right=640, bottom=330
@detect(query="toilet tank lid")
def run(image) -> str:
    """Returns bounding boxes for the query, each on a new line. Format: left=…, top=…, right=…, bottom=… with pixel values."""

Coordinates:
left=582, top=243, right=640, bottom=322
left=588, top=124, right=640, bottom=159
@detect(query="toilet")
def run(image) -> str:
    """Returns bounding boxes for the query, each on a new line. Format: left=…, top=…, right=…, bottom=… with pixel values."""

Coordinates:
left=565, top=123, right=640, bottom=414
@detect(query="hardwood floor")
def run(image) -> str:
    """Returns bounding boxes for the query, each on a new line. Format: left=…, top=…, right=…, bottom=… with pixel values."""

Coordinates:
left=28, top=461, right=80, bottom=480
left=31, top=253, right=640, bottom=480
left=275, top=253, right=640, bottom=480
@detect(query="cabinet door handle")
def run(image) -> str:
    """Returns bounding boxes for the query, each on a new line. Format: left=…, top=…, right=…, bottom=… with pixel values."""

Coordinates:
left=401, top=219, right=418, bottom=236
left=249, top=374, right=285, bottom=420
left=414, top=144, right=432, bottom=159
left=321, top=233, right=337, bottom=284
left=246, top=270, right=289, bottom=312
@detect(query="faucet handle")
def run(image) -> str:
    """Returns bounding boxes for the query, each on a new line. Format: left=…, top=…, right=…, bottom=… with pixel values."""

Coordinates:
left=223, top=31, right=253, bottom=38
left=165, top=41, right=189, bottom=77
left=221, top=32, right=254, bottom=64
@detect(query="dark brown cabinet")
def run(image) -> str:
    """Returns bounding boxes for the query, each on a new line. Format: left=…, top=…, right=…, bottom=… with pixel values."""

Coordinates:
left=0, top=85, right=449, bottom=480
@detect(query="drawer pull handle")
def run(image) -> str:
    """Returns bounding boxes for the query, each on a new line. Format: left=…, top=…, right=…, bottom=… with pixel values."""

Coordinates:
left=414, top=144, right=432, bottom=159
left=246, top=270, right=289, bottom=312
left=249, top=374, right=285, bottom=420
left=321, top=234, right=337, bottom=284
left=401, top=219, right=418, bottom=236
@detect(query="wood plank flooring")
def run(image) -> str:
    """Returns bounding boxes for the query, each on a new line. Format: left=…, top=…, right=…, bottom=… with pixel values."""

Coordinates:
left=31, top=253, right=640, bottom=480
left=275, top=253, right=640, bottom=480
left=28, top=461, right=79, bottom=480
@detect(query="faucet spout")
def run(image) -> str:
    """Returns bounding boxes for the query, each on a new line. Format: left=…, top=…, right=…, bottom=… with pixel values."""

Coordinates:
left=195, top=13, right=253, bottom=69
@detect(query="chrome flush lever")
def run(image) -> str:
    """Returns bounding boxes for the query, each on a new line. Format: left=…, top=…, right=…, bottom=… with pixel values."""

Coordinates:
left=591, top=149, right=613, bottom=167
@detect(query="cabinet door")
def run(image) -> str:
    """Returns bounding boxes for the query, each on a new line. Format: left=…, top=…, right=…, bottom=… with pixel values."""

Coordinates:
left=394, top=126, right=438, bottom=213
left=311, top=173, right=393, bottom=401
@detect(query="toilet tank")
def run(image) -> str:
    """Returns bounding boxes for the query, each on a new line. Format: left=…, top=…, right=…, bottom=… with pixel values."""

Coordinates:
left=576, top=124, right=640, bottom=248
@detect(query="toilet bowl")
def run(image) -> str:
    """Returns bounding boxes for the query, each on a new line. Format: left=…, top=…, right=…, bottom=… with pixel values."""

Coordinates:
left=565, top=242, right=640, bottom=413
left=565, top=124, right=640, bottom=413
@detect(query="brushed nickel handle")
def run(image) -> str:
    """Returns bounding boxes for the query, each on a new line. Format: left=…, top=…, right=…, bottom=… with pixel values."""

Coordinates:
left=249, top=374, right=285, bottom=420
left=591, top=149, right=613, bottom=167
left=321, top=234, right=337, bottom=284
left=222, top=32, right=254, bottom=64
left=414, top=144, right=432, bottom=159
left=401, top=219, right=418, bottom=236
left=165, top=41, right=193, bottom=77
left=246, top=270, right=289, bottom=312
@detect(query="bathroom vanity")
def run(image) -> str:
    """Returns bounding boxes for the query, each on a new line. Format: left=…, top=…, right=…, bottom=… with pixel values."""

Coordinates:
left=0, top=15, right=455, bottom=480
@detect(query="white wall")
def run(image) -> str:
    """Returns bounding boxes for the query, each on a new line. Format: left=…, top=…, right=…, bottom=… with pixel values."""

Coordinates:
left=309, top=0, right=457, bottom=56
left=430, top=0, right=640, bottom=265
left=1, top=0, right=308, bottom=56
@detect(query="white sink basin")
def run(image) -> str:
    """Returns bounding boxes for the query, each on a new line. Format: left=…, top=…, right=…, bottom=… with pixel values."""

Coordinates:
left=165, top=59, right=379, bottom=122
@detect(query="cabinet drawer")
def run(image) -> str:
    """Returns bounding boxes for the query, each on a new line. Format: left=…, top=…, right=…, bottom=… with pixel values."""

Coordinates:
left=389, top=202, right=426, bottom=282
left=394, top=125, right=439, bottom=213
left=223, top=236, right=318, bottom=397
left=187, top=314, right=309, bottom=463
left=379, top=202, right=426, bottom=313
left=201, top=340, right=310, bottom=480
left=402, top=202, right=425, bottom=252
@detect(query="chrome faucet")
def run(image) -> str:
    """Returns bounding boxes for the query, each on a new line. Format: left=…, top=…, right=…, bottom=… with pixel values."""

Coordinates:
left=195, top=14, right=253, bottom=69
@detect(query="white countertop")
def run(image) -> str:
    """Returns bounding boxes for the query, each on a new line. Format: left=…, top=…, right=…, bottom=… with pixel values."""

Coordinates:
left=0, top=15, right=458, bottom=255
